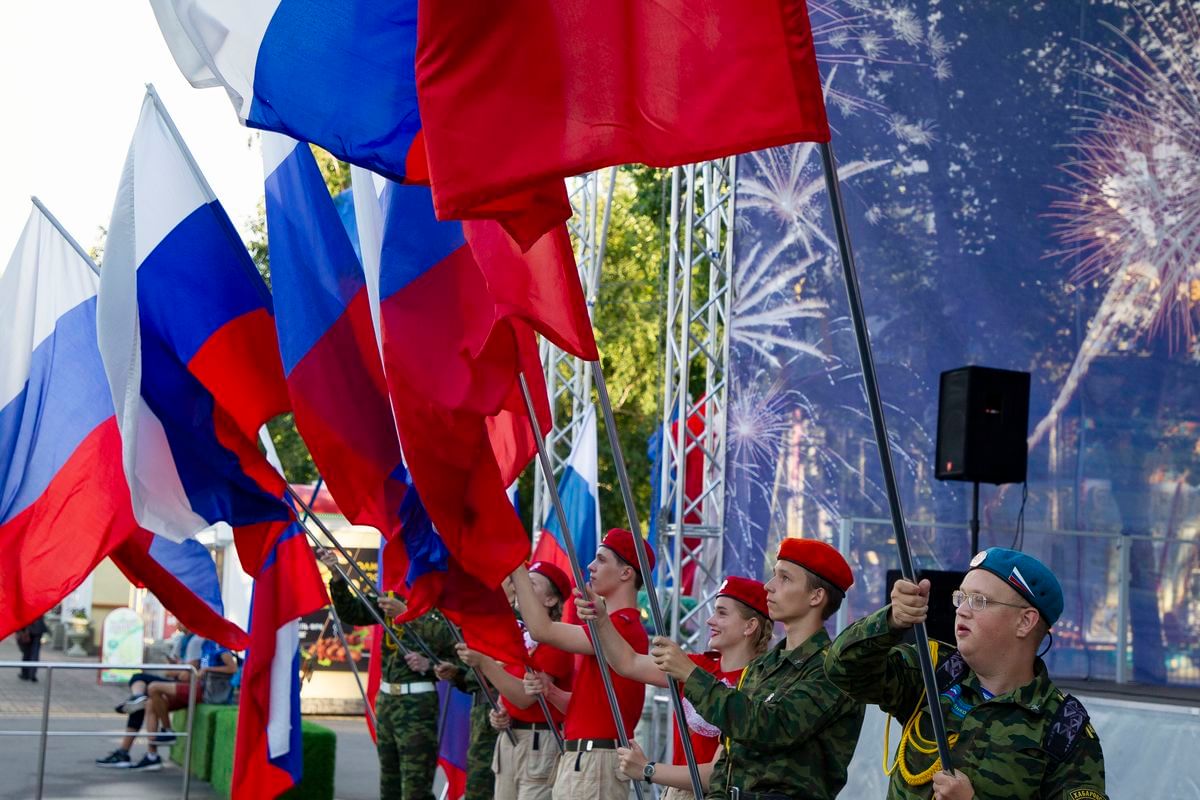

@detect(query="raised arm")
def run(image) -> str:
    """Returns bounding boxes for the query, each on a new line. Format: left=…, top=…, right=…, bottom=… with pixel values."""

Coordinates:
left=511, top=566, right=591, bottom=654
left=575, top=589, right=668, bottom=687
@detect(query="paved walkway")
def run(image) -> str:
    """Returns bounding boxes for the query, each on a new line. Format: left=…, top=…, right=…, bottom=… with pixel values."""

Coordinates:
left=0, top=635, right=381, bottom=799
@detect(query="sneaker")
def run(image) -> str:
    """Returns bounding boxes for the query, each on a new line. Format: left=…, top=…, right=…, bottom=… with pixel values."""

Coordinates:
left=95, top=749, right=133, bottom=769
left=116, top=693, right=148, bottom=714
left=152, top=728, right=177, bottom=745
left=128, top=753, right=163, bottom=772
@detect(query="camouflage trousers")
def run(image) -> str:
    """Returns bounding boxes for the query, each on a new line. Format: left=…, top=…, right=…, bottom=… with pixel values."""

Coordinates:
left=465, top=696, right=500, bottom=799
left=377, top=691, right=439, bottom=800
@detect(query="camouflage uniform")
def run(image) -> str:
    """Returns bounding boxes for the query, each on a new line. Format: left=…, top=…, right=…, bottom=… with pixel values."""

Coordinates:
left=825, top=607, right=1108, bottom=800
left=450, top=667, right=501, bottom=799
left=329, top=578, right=457, bottom=800
left=683, top=628, right=865, bottom=799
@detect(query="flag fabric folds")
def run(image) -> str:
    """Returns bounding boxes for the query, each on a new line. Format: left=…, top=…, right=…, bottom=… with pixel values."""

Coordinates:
left=98, top=89, right=293, bottom=578
left=534, top=404, right=600, bottom=574
left=232, top=521, right=328, bottom=798
left=111, top=529, right=249, bottom=650
left=414, top=0, right=830, bottom=220
left=149, top=0, right=569, bottom=247
left=0, top=204, right=139, bottom=638
left=262, top=132, right=407, bottom=545
left=435, top=681, right=472, bottom=800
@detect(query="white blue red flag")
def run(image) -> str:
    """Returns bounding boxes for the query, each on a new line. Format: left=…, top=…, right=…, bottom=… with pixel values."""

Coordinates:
left=0, top=203, right=138, bottom=637
left=436, top=681, right=472, bottom=800
left=533, top=404, right=600, bottom=573
left=98, top=88, right=293, bottom=578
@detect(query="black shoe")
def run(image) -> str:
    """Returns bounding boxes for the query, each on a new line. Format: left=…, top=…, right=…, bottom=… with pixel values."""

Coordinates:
left=29, top=676, right=37, bottom=683
left=116, top=693, right=147, bottom=714
left=153, top=728, right=177, bottom=745
left=128, top=753, right=163, bottom=772
left=17, top=673, right=28, bottom=681
left=95, top=749, right=133, bottom=769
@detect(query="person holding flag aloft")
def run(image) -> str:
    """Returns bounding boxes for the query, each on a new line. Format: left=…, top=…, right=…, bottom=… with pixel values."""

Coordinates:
left=649, top=538, right=865, bottom=799
left=510, top=529, right=651, bottom=800
left=575, top=575, right=771, bottom=799
left=825, top=547, right=1107, bottom=800
left=453, top=562, right=576, bottom=800
left=319, top=550, right=457, bottom=800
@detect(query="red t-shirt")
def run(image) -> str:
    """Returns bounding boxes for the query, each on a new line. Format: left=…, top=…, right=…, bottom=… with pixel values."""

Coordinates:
left=502, top=630, right=574, bottom=724
left=670, top=652, right=744, bottom=765
left=563, top=607, right=649, bottom=740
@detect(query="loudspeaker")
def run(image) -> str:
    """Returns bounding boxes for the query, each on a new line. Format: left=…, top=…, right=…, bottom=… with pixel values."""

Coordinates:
left=885, top=569, right=966, bottom=645
left=935, top=365, right=1030, bottom=485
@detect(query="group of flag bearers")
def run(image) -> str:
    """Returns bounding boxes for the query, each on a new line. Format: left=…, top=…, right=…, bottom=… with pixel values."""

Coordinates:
left=325, top=522, right=1108, bottom=800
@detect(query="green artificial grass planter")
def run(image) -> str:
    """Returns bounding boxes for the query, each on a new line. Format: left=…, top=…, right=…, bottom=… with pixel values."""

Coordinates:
left=169, top=705, right=238, bottom=781
left=209, top=713, right=337, bottom=800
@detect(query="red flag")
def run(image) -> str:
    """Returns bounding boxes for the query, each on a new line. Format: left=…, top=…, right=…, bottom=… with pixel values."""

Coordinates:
left=415, top=0, right=829, bottom=222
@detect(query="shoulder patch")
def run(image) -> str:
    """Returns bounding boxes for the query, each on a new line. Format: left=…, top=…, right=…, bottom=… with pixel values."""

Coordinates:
left=1044, top=694, right=1090, bottom=762
left=1067, top=790, right=1105, bottom=800
left=935, top=650, right=968, bottom=693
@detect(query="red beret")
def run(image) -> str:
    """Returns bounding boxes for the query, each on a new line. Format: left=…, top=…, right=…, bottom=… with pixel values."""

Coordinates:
left=717, top=576, right=769, bottom=618
left=600, top=528, right=655, bottom=574
left=777, top=538, right=853, bottom=593
left=529, top=561, right=573, bottom=601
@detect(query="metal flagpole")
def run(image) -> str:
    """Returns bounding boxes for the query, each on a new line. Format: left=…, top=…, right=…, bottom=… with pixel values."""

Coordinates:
left=819, top=141, right=954, bottom=769
left=327, top=604, right=378, bottom=730
left=523, top=665, right=566, bottom=754
left=442, top=620, right=518, bottom=746
left=593, top=366, right=706, bottom=798
left=285, top=484, right=442, bottom=663
left=517, top=374, right=645, bottom=800
left=31, top=197, right=101, bottom=276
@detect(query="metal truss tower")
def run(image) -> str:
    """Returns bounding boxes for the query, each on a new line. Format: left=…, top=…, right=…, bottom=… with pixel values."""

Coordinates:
left=657, top=158, right=737, bottom=649
left=531, top=170, right=616, bottom=538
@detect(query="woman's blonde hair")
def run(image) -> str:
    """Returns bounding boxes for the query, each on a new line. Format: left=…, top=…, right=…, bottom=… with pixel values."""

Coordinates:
left=731, top=603, right=774, bottom=656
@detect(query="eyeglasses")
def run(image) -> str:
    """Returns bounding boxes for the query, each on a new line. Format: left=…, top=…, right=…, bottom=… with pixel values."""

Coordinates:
left=951, top=590, right=1032, bottom=613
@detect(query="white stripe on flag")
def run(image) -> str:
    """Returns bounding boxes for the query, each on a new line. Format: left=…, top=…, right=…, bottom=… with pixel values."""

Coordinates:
left=267, top=618, right=298, bottom=759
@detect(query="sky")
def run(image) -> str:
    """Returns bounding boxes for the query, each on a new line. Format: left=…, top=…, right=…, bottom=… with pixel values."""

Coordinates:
left=1, top=2, right=264, bottom=260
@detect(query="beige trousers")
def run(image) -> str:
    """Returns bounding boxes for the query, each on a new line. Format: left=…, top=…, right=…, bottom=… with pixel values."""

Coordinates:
left=550, top=748, right=632, bottom=800
left=492, top=727, right=560, bottom=800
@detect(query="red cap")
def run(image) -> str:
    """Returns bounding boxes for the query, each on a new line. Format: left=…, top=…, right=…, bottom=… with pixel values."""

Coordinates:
left=716, top=576, right=769, bottom=618
left=600, top=528, right=655, bottom=574
left=777, top=538, right=853, bottom=593
left=529, top=561, right=572, bottom=601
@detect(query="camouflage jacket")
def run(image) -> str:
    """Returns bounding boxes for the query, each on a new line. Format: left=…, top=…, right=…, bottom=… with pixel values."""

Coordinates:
left=826, top=607, right=1108, bottom=800
left=329, top=577, right=457, bottom=685
left=683, top=628, right=865, bottom=800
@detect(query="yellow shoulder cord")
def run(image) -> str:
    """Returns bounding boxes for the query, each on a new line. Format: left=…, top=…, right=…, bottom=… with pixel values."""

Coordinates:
left=882, top=641, right=960, bottom=786
left=724, top=665, right=752, bottom=789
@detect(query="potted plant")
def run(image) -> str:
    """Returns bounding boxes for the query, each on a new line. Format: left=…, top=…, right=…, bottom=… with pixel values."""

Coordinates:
left=65, top=608, right=90, bottom=657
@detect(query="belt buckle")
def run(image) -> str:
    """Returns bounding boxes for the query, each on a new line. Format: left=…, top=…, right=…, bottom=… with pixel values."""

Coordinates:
left=729, top=788, right=740, bottom=800
left=585, top=740, right=594, bottom=752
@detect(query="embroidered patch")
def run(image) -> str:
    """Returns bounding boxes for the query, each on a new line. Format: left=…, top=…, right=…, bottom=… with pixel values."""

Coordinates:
left=1008, top=565, right=1032, bottom=595
left=970, top=551, right=987, bottom=567
left=1066, top=789, right=1104, bottom=800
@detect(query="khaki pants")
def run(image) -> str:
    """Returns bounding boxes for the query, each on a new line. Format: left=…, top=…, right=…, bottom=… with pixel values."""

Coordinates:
left=661, top=787, right=696, bottom=800
left=492, top=727, right=559, bottom=800
left=550, top=748, right=631, bottom=800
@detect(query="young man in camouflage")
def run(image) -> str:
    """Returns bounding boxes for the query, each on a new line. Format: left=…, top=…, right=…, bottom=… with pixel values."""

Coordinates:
left=651, top=538, right=865, bottom=799
left=826, top=547, right=1107, bottom=800
left=436, top=658, right=501, bottom=799
left=321, top=551, right=457, bottom=800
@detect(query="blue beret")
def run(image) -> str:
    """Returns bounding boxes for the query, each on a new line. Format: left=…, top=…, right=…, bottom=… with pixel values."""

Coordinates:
left=968, top=548, right=1063, bottom=626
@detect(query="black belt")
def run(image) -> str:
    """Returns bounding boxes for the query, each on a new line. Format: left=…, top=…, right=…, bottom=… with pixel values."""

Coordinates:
left=510, top=720, right=557, bottom=731
left=728, top=790, right=792, bottom=800
left=563, top=738, right=616, bottom=751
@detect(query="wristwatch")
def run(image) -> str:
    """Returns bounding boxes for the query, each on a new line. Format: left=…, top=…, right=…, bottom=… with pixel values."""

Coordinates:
left=643, top=761, right=657, bottom=785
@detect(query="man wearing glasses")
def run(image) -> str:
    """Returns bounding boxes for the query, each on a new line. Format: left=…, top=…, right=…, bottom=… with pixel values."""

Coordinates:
left=825, top=547, right=1107, bottom=800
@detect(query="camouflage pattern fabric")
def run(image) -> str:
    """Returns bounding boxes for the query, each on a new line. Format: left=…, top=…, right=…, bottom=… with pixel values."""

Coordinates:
left=465, top=697, right=500, bottom=799
left=825, top=607, right=1108, bottom=800
left=683, top=629, right=865, bottom=799
left=329, top=577, right=458, bottom=799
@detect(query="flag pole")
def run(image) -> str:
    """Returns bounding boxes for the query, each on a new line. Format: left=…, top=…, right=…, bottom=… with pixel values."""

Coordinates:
left=518, top=373, right=645, bottom=800
left=593, top=366, right=706, bottom=798
left=819, top=140, right=953, bottom=769
left=443, top=620, right=518, bottom=746
left=524, top=665, right=566, bottom=754
left=327, top=603, right=378, bottom=730
left=30, top=197, right=100, bottom=276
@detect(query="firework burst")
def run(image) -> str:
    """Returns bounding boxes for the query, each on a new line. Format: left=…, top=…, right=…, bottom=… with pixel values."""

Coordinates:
left=1049, top=0, right=1200, bottom=354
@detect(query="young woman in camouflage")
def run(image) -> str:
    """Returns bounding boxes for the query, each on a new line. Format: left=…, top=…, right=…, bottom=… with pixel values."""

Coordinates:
left=825, top=547, right=1108, bottom=800
left=651, top=538, right=866, bottom=800
left=575, top=575, right=771, bottom=799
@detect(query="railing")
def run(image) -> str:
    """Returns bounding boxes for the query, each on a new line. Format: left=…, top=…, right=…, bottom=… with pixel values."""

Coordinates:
left=0, top=661, right=198, bottom=799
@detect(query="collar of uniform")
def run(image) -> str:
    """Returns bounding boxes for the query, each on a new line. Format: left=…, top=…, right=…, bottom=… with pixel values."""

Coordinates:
left=960, top=656, right=1057, bottom=713
left=778, top=627, right=832, bottom=668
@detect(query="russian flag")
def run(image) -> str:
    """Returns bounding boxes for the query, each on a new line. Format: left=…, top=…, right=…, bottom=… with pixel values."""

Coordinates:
left=533, top=404, right=600, bottom=575
left=149, top=0, right=569, bottom=248
left=0, top=203, right=139, bottom=638
left=262, top=132, right=407, bottom=546
left=98, top=88, right=293, bottom=578
left=232, top=521, right=328, bottom=798
left=111, top=529, right=249, bottom=650
left=436, top=681, right=472, bottom=800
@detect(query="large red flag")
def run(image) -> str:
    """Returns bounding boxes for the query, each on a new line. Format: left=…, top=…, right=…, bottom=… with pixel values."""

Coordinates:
left=415, top=0, right=829, bottom=222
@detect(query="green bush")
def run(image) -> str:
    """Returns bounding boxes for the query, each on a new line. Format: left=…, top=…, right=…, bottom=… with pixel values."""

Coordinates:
left=209, top=713, right=336, bottom=800
left=169, top=704, right=238, bottom=781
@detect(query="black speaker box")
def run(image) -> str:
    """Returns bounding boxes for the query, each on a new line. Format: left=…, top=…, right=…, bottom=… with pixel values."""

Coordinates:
left=884, top=569, right=966, bottom=645
left=935, top=365, right=1031, bottom=485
